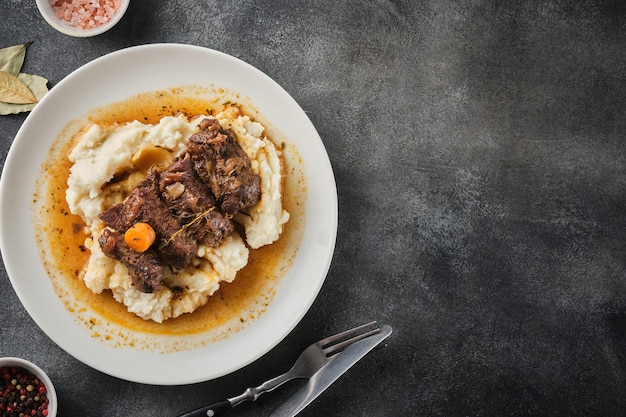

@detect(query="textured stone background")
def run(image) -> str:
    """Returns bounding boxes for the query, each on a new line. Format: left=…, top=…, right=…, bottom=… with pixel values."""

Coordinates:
left=1, top=1, right=626, bottom=416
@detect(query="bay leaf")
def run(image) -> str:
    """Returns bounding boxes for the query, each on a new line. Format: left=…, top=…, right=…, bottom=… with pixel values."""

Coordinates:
left=0, top=73, right=49, bottom=115
left=0, top=42, right=31, bottom=76
left=0, top=70, right=38, bottom=104
left=18, top=73, right=49, bottom=99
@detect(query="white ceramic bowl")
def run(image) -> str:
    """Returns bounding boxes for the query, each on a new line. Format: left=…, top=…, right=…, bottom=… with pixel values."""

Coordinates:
left=0, top=44, right=337, bottom=385
left=0, top=357, right=57, bottom=417
left=35, top=0, right=130, bottom=37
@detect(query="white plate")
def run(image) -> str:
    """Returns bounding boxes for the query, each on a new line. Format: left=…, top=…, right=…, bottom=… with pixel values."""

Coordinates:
left=0, top=44, right=337, bottom=385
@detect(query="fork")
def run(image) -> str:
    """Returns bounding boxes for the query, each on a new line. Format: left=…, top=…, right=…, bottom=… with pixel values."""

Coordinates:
left=177, top=321, right=383, bottom=417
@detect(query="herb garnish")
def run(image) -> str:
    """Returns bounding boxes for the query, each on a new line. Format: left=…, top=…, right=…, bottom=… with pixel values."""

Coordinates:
left=0, top=42, right=49, bottom=115
left=161, top=207, right=216, bottom=247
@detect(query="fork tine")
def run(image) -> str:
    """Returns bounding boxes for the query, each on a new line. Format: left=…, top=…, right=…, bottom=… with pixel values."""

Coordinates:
left=322, top=327, right=382, bottom=356
left=318, top=321, right=380, bottom=356
left=319, top=321, right=378, bottom=346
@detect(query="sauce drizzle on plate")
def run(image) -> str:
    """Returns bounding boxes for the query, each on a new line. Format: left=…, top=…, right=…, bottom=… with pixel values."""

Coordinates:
left=33, top=86, right=305, bottom=352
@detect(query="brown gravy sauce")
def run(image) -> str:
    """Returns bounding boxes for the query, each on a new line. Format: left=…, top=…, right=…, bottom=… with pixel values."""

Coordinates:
left=34, top=87, right=305, bottom=351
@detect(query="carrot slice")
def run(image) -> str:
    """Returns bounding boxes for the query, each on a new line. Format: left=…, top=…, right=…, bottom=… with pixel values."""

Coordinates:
left=124, top=222, right=156, bottom=252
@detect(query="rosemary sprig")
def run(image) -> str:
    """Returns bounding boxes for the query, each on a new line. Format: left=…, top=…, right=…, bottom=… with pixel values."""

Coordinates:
left=161, top=207, right=215, bottom=246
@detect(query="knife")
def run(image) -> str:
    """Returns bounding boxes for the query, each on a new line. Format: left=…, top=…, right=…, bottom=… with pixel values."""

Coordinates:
left=269, top=324, right=392, bottom=417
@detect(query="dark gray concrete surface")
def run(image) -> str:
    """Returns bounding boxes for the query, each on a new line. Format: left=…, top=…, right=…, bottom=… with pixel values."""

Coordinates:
left=2, top=1, right=626, bottom=416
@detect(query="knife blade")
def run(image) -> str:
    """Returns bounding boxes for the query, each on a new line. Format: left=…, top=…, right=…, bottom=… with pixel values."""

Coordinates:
left=269, top=324, right=392, bottom=417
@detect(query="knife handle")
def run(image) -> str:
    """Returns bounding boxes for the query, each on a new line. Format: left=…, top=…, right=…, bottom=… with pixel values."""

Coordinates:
left=177, top=400, right=232, bottom=417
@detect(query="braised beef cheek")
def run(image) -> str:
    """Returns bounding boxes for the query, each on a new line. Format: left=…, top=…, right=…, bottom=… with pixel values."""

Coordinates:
left=97, top=118, right=261, bottom=292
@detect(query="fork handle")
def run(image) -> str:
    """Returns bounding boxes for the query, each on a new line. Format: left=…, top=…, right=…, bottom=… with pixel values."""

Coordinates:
left=177, top=399, right=232, bottom=417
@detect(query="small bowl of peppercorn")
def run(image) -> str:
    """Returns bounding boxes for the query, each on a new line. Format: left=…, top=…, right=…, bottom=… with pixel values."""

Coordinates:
left=0, top=357, right=57, bottom=417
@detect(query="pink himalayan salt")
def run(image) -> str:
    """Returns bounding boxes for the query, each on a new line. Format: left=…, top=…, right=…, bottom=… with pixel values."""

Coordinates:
left=49, top=0, right=122, bottom=30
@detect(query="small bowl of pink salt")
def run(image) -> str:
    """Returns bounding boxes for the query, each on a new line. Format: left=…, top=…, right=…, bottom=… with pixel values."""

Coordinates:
left=36, top=0, right=130, bottom=37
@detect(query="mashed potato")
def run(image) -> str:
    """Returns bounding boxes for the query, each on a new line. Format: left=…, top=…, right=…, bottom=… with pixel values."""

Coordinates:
left=66, top=110, right=289, bottom=322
